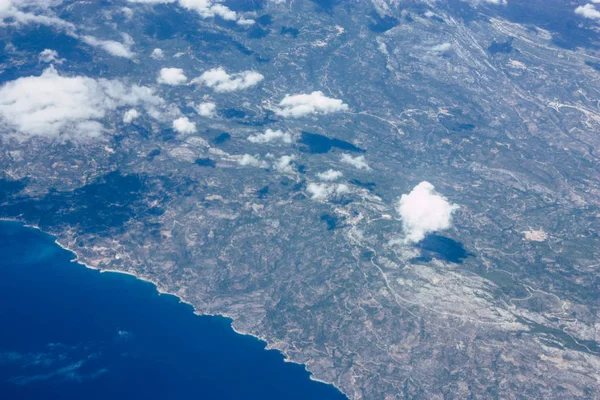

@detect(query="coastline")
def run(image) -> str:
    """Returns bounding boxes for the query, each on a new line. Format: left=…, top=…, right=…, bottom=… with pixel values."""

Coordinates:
left=2, top=219, right=348, bottom=398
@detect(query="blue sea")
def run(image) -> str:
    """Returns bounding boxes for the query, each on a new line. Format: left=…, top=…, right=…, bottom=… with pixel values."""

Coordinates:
left=0, top=220, right=347, bottom=400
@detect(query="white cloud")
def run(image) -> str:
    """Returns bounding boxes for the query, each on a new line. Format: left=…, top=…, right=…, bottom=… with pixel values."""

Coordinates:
left=340, top=154, right=369, bottom=170
left=2, top=3, right=142, bottom=59
left=123, top=108, right=140, bottom=123
left=396, top=181, right=459, bottom=244
left=81, top=35, right=135, bottom=59
left=150, top=48, right=164, bottom=59
left=157, top=67, right=187, bottom=85
left=127, top=0, right=254, bottom=25
left=335, top=183, right=350, bottom=195
left=194, top=67, right=264, bottom=92
left=0, top=66, right=163, bottom=140
left=121, top=6, right=134, bottom=20
left=196, top=102, right=216, bottom=117
left=575, top=4, right=600, bottom=20
left=181, top=0, right=255, bottom=25
left=205, top=2, right=235, bottom=20
left=247, top=129, right=292, bottom=144
left=307, top=183, right=331, bottom=200
left=275, top=91, right=349, bottom=118
left=237, top=16, right=255, bottom=26
left=1, top=3, right=138, bottom=58
left=236, top=154, right=268, bottom=168
left=0, top=0, right=75, bottom=30
left=316, top=169, right=343, bottom=181
left=172, top=116, right=196, bottom=133
left=307, top=182, right=350, bottom=201
left=273, top=155, right=295, bottom=173
left=459, top=0, right=507, bottom=5
left=38, top=48, right=63, bottom=64
left=430, top=42, right=452, bottom=53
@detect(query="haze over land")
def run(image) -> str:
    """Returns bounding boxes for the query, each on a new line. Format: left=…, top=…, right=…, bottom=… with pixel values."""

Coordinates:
left=1, top=0, right=600, bottom=398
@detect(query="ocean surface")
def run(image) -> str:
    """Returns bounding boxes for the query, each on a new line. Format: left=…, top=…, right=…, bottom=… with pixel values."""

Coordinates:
left=0, top=220, right=347, bottom=400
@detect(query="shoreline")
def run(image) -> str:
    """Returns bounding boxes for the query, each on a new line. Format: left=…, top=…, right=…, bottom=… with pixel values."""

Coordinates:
left=2, top=219, right=348, bottom=398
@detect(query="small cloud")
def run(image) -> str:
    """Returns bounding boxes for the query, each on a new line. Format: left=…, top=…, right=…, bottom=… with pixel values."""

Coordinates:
left=150, top=48, right=164, bottom=59
left=236, top=154, right=268, bottom=168
left=307, top=182, right=350, bottom=201
left=275, top=91, right=348, bottom=118
left=172, top=116, right=196, bottom=133
left=0, top=66, right=163, bottom=140
left=117, top=329, right=131, bottom=338
left=0, top=0, right=75, bottom=31
left=81, top=35, right=135, bottom=58
left=237, top=17, right=255, bottom=26
left=340, top=154, right=369, bottom=170
left=193, top=67, right=264, bottom=92
left=157, top=67, right=187, bottom=85
left=430, top=42, right=452, bottom=53
left=127, top=0, right=176, bottom=2
left=196, top=102, right=216, bottom=117
left=121, top=7, right=134, bottom=20
left=575, top=4, right=600, bottom=20
left=127, top=0, right=254, bottom=25
left=316, top=169, right=343, bottom=181
left=38, top=49, right=64, bottom=64
left=248, top=129, right=292, bottom=144
left=123, top=108, right=140, bottom=123
left=396, top=181, right=459, bottom=244
left=273, top=155, right=296, bottom=173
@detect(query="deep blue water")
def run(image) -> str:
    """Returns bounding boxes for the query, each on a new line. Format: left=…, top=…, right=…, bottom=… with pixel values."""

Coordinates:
left=0, top=221, right=346, bottom=400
